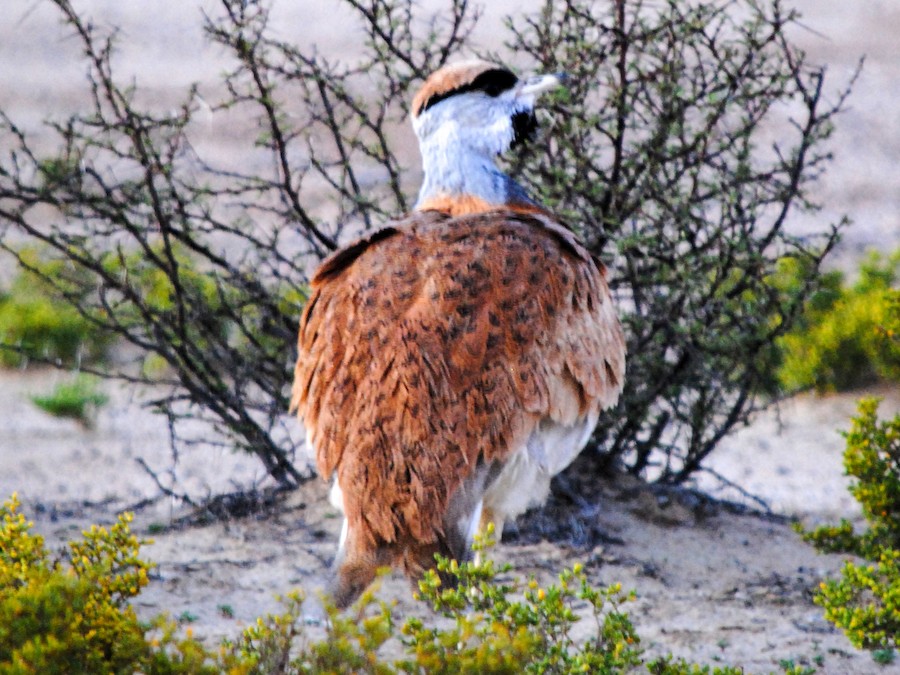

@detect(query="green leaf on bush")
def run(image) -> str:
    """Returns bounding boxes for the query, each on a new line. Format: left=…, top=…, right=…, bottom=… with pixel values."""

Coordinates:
left=800, top=399, right=900, bottom=651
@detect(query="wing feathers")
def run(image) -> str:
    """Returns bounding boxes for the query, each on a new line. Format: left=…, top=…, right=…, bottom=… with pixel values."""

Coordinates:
left=291, top=209, right=625, bottom=547
left=312, top=226, right=400, bottom=283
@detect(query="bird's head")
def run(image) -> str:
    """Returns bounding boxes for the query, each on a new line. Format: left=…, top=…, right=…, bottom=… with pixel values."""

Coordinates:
left=411, top=60, right=566, bottom=159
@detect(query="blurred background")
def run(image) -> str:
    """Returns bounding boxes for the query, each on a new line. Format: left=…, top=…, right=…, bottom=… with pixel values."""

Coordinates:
left=0, top=0, right=898, bottom=511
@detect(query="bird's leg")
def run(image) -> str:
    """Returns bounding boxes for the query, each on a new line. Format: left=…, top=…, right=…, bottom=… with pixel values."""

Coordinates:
left=329, top=528, right=393, bottom=610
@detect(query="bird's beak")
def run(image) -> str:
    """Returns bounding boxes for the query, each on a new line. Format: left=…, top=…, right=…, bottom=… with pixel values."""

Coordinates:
left=517, top=72, right=569, bottom=98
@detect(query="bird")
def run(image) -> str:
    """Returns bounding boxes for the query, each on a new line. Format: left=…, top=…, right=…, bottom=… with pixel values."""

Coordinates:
left=291, top=60, right=626, bottom=608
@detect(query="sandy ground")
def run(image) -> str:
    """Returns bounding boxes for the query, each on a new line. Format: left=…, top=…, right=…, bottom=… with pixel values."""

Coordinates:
left=2, top=373, right=898, bottom=673
left=2, top=1, right=900, bottom=672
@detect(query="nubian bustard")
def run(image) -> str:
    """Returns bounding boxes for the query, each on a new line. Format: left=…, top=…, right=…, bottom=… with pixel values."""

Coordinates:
left=291, top=60, right=626, bottom=608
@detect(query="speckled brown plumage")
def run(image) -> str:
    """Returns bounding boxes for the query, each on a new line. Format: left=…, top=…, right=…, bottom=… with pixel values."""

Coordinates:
left=291, top=208, right=625, bottom=604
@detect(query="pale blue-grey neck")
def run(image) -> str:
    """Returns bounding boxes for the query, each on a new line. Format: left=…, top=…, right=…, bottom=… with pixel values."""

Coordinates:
left=414, top=142, right=535, bottom=208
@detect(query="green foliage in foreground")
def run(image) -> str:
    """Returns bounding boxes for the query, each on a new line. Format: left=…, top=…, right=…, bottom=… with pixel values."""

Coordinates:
left=0, top=494, right=219, bottom=674
left=238, top=548, right=653, bottom=674
left=800, top=398, right=900, bottom=653
left=774, top=250, right=900, bottom=393
left=0, top=494, right=820, bottom=674
left=30, top=374, right=109, bottom=424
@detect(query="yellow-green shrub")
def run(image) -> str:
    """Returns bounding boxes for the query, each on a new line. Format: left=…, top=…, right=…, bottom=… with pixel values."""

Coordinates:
left=0, top=494, right=222, bottom=674
left=0, top=249, right=113, bottom=368
left=800, top=399, right=900, bottom=652
left=775, top=251, right=900, bottom=392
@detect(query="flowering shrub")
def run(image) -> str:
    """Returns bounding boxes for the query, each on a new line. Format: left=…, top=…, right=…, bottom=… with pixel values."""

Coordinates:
left=775, top=251, right=900, bottom=393
left=800, top=399, right=900, bottom=652
left=0, top=494, right=220, bottom=673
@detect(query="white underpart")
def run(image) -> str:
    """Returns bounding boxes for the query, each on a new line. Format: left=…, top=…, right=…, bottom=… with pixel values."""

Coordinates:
left=329, top=479, right=349, bottom=550
left=308, top=429, right=350, bottom=551
left=483, top=411, right=599, bottom=529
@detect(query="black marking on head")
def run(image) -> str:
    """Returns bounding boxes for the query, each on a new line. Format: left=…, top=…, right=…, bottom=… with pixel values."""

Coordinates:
left=511, top=110, right=538, bottom=147
left=418, top=68, right=518, bottom=116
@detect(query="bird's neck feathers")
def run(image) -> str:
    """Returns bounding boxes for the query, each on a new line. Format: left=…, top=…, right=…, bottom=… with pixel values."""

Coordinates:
left=414, top=129, right=543, bottom=217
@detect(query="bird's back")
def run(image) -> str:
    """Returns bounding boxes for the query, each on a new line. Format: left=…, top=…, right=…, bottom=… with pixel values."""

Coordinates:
left=291, top=207, right=624, bottom=603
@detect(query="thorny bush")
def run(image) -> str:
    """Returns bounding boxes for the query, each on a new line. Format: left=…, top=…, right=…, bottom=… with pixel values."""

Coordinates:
left=0, top=0, right=852, bottom=487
